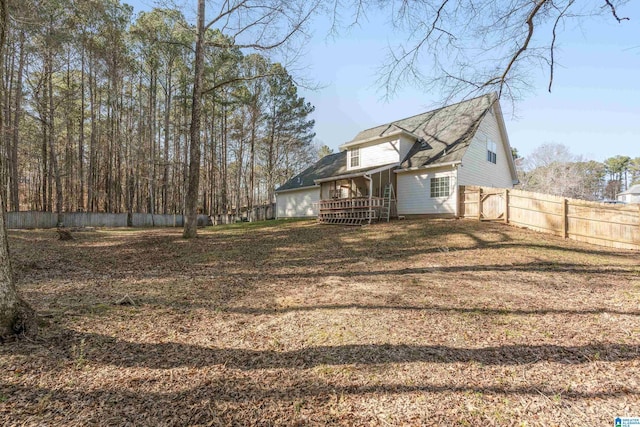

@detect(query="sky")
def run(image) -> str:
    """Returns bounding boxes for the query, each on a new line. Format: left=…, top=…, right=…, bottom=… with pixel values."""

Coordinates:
left=128, top=1, right=639, bottom=163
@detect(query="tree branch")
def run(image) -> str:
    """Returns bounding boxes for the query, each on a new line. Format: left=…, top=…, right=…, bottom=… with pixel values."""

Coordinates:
left=548, top=0, right=574, bottom=93
left=202, top=71, right=284, bottom=95
left=604, top=0, right=629, bottom=23
left=483, top=0, right=548, bottom=97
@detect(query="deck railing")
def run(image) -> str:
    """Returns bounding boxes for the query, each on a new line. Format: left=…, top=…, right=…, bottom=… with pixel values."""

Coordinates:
left=317, top=197, right=384, bottom=224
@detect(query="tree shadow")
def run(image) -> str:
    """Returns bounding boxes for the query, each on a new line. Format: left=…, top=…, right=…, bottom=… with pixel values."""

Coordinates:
left=2, top=376, right=636, bottom=426
left=264, top=260, right=638, bottom=281
left=25, top=329, right=640, bottom=370
left=223, top=303, right=640, bottom=317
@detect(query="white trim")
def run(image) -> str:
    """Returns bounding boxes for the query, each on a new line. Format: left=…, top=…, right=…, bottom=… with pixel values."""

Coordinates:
left=395, top=161, right=461, bottom=174
left=492, top=100, right=519, bottom=184
left=339, top=129, right=418, bottom=150
left=314, top=163, right=399, bottom=184
left=349, top=146, right=360, bottom=168
left=275, top=184, right=319, bottom=194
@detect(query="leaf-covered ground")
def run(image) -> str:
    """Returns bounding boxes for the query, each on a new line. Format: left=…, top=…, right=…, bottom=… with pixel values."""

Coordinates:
left=1, top=219, right=639, bottom=426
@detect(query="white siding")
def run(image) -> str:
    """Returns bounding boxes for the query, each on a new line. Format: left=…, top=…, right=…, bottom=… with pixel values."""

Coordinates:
left=347, top=137, right=403, bottom=171
left=276, top=187, right=319, bottom=218
left=398, top=135, right=415, bottom=162
left=458, top=106, right=515, bottom=188
left=397, top=167, right=458, bottom=215
left=619, top=193, right=640, bottom=204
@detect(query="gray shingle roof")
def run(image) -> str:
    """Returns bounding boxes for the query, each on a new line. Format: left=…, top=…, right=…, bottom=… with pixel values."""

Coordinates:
left=619, top=184, right=640, bottom=195
left=397, top=93, right=496, bottom=168
left=276, top=151, right=347, bottom=192
left=276, top=93, right=499, bottom=192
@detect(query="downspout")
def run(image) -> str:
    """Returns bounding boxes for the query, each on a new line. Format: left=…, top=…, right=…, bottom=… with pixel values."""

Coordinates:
left=364, top=174, right=373, bottom=224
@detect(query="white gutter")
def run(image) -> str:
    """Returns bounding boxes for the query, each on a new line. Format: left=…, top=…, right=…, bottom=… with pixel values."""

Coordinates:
left=394, top=161, right=461, bottom=173
left=339, top=129, right=418, bottom=150
left=314, top=163, right=399, bottom=184
left=275, top=184, right=319, bottom=194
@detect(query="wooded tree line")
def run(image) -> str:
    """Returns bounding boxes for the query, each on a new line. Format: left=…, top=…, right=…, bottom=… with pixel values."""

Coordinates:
left=516, top=143, right=640, bottom=200
left=0, top=0, right=316, bottom=217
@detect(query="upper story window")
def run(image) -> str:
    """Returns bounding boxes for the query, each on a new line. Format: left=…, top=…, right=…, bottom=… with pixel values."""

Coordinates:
left=350, top=147, right=360, bottom=168
left=487, top=140, right=497, bottom=164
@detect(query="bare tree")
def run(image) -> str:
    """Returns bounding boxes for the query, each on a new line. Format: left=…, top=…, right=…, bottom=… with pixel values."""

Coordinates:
left=518, top=143, right=606, bottom=199
left=183, top=0, right=320, bottom=238
left=336, top=0, right=631, bottom=102
left=0, top=0, right=34, bottom=339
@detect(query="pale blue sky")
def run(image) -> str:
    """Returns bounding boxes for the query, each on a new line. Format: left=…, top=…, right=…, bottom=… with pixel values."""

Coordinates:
left=129, top=1, right=639, bottom=163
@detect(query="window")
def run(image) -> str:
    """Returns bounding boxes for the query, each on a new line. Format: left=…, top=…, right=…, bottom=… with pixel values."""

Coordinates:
left=487, top=140, right=497, bottom=164
left=350, top=147, right=360, bottom=168
left=430, top=176, right=450, bottom=198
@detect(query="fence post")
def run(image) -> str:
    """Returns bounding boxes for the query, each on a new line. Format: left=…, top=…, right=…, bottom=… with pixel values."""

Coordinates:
left=562, top=198, right=568, bottom=238
left=637, top=205, right=640, bottom=247
left=504, top=189, right=509, bottom=224
left=477, top=187, right=482, bottom=221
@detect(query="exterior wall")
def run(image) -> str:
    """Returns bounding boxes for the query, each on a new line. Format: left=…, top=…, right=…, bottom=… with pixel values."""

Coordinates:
left=396, top=167, right=458, bottom=215
left=618, top=193, right=640, bottom=204
left=276, top=187, right=320, bottom=218
left=347, top=136, right=410, bottom=171
left=398, top=135, right=415, bottom=162
left=458, top=106, right=515, bottom=188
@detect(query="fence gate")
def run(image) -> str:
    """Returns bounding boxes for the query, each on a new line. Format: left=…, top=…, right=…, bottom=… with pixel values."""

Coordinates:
left=478, top=188, right=505, bottom=221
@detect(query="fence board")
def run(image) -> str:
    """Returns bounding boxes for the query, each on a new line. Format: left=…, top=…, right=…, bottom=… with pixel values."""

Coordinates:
left=6, top=212, right=188, bottom=229
left=62, top=213, right=128, bottom=228
left=130, top=213, right=185, bottom=227
left=460, top=186, right=639, bottom=250
left=6, top=211, right=58, bottom=229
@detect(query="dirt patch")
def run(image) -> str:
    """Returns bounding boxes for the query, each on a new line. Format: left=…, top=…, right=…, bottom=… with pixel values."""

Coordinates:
left=1, top=219, right=639, bottom=425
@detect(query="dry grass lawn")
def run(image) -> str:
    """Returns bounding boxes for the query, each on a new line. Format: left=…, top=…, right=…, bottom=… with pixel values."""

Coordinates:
left=1, top=218, right=639, bottom=426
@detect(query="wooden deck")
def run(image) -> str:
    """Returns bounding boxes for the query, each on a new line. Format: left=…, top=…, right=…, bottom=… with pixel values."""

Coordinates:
left=317, top=197, right=384, bottom=225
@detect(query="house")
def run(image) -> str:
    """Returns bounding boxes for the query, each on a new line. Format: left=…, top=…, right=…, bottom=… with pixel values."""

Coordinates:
left=275, top=93, right=518, bottom=222
left=617, top=184, right=640, bottom=204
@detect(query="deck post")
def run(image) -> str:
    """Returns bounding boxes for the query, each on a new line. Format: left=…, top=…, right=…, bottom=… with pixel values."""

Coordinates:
left=562, top=198, right=568, bottom=238
left=366, top=174, right=373, bottom=224
left=504, top=189, right=509, bottom=224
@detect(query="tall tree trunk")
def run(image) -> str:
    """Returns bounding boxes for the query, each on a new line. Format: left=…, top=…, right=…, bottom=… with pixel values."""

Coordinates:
left=0, top=24, right=12, bottom=209
left=9, top=31, right=24, bottom=211
left=162, top=66, right=172, bottom=214
left=65, top=52, right=74, bottom=213
left=148, top=69, right=156, bottom=214
left=248, top=104, right=257, bottom=220
left=0, top=0, right=16, bottom=336
left=46, top=50, right=63, bottom=222
left=183, top=0, right=205, bottom=238
left=267, top=105, right=276, bottom=204
left=41, top=101, right=48, bottom=211
left=220, top=103, right=228, bottom=215
left=0, top=0, right=34, bottom=339
left=88, top=52, right=96, bottom=211
left=78, top=44, right=85, bottom=211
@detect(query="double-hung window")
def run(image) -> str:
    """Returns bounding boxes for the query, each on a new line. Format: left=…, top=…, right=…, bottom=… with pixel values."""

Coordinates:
left=350, top=147, right=360, bottom=168
left=430, top=176, right=450, bottom=198
left=487, top=140, right=497, bottom=164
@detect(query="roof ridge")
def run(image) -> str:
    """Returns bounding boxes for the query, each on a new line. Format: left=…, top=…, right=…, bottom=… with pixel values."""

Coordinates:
left=352, top=92, right=496, bottom=136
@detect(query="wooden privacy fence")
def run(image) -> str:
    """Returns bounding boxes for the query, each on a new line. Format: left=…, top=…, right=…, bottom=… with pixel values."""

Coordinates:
left=6, top=212, right=210, bottom=229
left=6, top=207, right=276, bottom=229
left=460, top=186, right=640, bottom=250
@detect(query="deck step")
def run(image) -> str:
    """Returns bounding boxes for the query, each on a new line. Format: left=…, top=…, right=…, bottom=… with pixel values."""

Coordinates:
left=319, top=217, right=364, bottom=226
